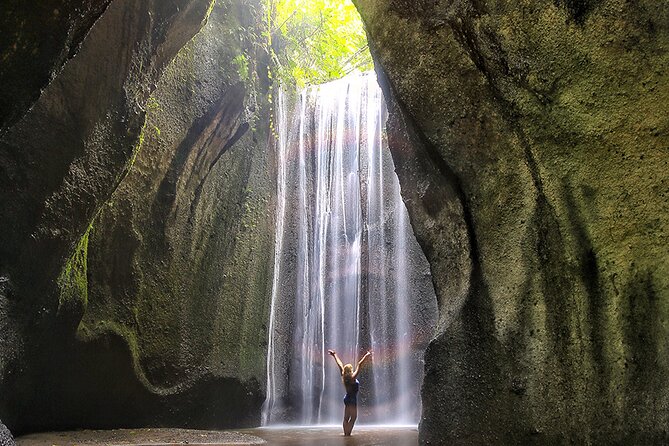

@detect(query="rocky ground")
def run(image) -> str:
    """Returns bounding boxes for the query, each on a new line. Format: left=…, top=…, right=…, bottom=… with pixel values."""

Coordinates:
left=15, top=426, right=418, bottom=446
left=1, top=420, right=15, bottom=446
left=16, top=428, right=264, bottom=446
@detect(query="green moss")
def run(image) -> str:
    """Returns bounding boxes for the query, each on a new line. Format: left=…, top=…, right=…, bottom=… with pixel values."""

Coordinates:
left=233, top=53, right=250, bottom=81
left=146, top=96, right=161, bottom=112
left=204, top=0, right=217, bottom=23
left=116, top=116, right=148, bottom=185
left=57, top=224, right=92, bottom=320
left=76, top=318, right=163, bottom=391
left=71, top=0, right=274, bottom=395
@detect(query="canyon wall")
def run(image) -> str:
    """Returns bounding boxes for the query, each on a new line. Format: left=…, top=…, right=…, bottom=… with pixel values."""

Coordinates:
left=353, top=0, right=669, bottom=444
left=0, top=0, right=273, bottom=434
left=3, top=0, right=668, bottom=442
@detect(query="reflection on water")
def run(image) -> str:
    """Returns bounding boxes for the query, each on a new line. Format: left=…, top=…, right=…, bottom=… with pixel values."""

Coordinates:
left=245, top=425, right=418, bottom=446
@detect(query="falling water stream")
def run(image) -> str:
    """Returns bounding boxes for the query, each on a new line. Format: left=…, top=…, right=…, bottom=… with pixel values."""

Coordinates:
left=262, top=72, right=436, bottom=426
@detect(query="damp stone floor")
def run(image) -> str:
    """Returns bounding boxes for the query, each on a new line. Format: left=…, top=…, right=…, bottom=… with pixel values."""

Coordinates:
left=16, top=425, right=419, bottom=446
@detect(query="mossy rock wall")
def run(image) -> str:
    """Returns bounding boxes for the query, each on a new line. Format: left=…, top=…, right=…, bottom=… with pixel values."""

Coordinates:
left=0, top=0, right=229, bottom=434
left=353, top=0, right=669, bottom=444
left=79, top=0, right=274, bottom=427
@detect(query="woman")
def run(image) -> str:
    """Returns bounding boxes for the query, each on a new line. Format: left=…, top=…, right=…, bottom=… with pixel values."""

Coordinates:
left=327, top=349, right=372, bottom=436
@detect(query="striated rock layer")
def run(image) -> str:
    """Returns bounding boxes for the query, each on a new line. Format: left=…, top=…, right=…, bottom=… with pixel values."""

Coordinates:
left=353, top=0, right=669, bottom=444
left=0, top=0, right=273, bottom=434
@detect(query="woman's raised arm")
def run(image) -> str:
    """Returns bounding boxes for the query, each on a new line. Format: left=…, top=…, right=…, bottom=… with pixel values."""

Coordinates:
left=328, top=349, right=345, bottom=374
left=352, top=350, right=372, bottom=379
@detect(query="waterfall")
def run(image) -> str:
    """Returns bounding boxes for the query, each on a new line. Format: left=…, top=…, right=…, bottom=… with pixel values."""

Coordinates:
left=262, top=72, right=436, bottom=426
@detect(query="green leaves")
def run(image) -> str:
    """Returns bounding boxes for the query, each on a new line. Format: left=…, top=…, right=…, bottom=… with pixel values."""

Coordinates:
left=233, top=53, right=250, bottom=81
left=271, top=0, right=373, bottom=87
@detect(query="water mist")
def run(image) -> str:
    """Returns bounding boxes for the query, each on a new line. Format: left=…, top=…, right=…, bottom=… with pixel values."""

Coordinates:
left=262, top=72, right=436, bottom=426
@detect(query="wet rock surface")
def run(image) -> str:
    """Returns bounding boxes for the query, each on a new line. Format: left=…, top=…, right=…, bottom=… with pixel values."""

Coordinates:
left=15, top=426, right=418, bottom=446
left=353, top=0, right=669, bottom=444
left=2, top=0, right=667, bottom=443
left=16, top=428, right=265, bottom=446
left=0, top=0, right=272, bottom=434
left=245, top=426, right=417, bottom=446
left=79, top=0, right=273, bottom=430
left=0, top=420, right=15, bottom=446
left=0, top=0, right=112, bottom=133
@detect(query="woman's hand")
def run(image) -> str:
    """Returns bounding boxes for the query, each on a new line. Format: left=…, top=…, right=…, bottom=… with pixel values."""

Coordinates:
left=328, top=349, right=336, bottom=356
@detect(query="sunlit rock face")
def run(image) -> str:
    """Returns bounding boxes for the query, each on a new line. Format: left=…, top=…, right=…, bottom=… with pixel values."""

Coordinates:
left=0, top=0, right=271, bottom=434
left=353, top=0, right=669, bottom=444
left=82, top=0, right=273, bottom=429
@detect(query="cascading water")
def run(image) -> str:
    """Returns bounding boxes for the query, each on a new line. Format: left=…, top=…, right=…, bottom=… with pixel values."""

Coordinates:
left=262, top=72, right=436, bottom=426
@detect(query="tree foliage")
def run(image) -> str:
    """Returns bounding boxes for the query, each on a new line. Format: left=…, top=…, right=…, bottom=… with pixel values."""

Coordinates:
left=269, top=0, right=373, bottom=87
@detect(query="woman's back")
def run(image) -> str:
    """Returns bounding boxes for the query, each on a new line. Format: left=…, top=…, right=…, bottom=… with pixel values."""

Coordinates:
left=328, top=349, right=371, bottom=436
left=344, top=378, right=359, bottom=396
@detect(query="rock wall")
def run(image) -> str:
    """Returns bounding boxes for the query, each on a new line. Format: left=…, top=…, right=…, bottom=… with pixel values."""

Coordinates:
left=353, top=0, right=669, bottom=444
left=0, top=0, right=113, bottom=133
left=79, top=0, right=273, bottom=428
left=0, top=0, right=274, bottom=434
left=0, top=420, right=14, bottom=446
left=4, top=0, right=667, bottom=441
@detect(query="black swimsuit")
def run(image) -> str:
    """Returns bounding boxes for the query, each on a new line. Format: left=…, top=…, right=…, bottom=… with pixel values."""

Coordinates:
left=343, top=379, right=359, bottom=406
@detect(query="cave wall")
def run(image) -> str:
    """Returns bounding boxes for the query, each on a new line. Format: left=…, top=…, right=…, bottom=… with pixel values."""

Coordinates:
left=353, top=0, right=669, bottom=444
left=3, top=0, right=667, bottom=440
left=78, top=0, right=273, bottom=428
left=0, top=0, right=274, bottom=434
left=0, top=0, right=113, bottom=133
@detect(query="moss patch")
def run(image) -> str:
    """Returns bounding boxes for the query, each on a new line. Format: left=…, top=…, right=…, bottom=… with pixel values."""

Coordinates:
left=56, top=224, right=91, bottom=331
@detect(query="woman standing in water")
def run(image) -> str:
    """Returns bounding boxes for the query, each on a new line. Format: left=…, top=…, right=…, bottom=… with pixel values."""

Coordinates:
left=327, top=349, right=372, bottom=436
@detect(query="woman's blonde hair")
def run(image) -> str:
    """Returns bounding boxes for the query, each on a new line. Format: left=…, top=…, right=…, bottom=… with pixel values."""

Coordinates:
left=342, top=364, right=353, bottom=383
